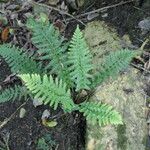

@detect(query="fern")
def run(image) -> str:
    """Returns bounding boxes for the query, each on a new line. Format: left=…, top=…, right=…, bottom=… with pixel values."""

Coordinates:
left=0, top=44, right=41, bottom=74
left=0, top=85, right=28, bottom=103
left=27, top=18, right=72, bottom=87
left=0, top=18, right=138, bottom=127
left=92, top=49, right=138, bottom=88
left=18, top=74, right=76, bottom=111
left=79, top=102, right=123, bottom=126
left=68, top=26, right=93, bottom=91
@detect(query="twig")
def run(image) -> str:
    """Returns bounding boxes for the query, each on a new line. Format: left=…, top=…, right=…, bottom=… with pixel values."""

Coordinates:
left=0, top=100, right=28, bottom=129
left=74, top=0, right=136, bottom=18
left=133, top=6, right=150, bottom=15
left=131, top=63, right=150, bottom=74
left=29, top=0, right=85, bottom=25
left=140, top=38, right=149, bottom=51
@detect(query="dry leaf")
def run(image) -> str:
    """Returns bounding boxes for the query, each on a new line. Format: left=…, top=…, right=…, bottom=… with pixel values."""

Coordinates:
left=3, top=73, right=16, bottom=84
left=1, top=27, right=9, bottom=42
left=60, top=1, right=68, bottom=12
left=53, top=19, right=66, bottom=32
left=42, top=119, right=58, bottom=128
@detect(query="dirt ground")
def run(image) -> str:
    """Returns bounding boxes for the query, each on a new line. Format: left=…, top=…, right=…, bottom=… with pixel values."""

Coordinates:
left=0, top=0, right=149, bottom=150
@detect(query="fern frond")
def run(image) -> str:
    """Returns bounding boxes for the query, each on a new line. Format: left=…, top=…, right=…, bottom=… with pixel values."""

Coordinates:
left=68, top=26, right=93, bottom=91
left=0, top=44, right=41, bottom=74
left=0, top=85, right=28, bottom=103
left=18, top=74, right=76, bottom=111
left=79, top=102, right=123, bottom=126
left=27, top=18, right=72, bottom=87
left=92, top=49, right=138, bottom=88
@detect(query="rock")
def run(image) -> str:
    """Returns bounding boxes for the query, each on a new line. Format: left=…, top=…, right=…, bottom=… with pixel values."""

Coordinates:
left=33, top=99, right=43, bottom=107
left=41, top=109, right=50, bottom=120
left=19, top=108, right=26, bottom=118
left=138, top=18, right=150, bottom=32
left=138, top=18, right=150, bottom=35
left=86, top=68, right=147, bottom=150
left=83, top=21, right=121, bottom=71
left=84, top=21, right=147, bottom=150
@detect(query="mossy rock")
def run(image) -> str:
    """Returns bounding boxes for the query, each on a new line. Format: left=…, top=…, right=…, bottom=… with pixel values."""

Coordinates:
left=83, top=21, right=121, bottom=70
left=86, top=68, right=147, bottom=150
left=84, top=21, right=147, bottom=150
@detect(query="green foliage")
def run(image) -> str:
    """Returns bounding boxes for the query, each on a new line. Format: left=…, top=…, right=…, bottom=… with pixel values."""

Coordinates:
left=79, top=102, right=123, bottom=126
left=18, top=74, right=76, bottom=111
left=68, top=25, right=93, bottom=91
left=27, top=18, right=72, bottom=87
left=36, top=134, right=56, bottom=150
left=0, top=85, right=28, bottom=103
left=0, top=44, right=40, bottom=74
left=37, top=138, right=49, bottom=150
left=0, top=18, right=138, bottom=126
left=117, top=124, right=127, bottom=150
left=91, top=49, right=138, bottom=88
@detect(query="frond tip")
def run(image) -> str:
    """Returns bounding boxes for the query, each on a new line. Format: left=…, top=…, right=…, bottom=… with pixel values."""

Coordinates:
left=27, top=18, right=72, bottom=87
left=92, top=49, right=138, bottom=88
left=68, top=25, right=93, bottom=91
left=0, top=85, right=28, bottom=103
left=0, top=44, right=41, bottom=74
left=18, top=74, right=76, bottom=111
left=79, top=102, right=123, bottom=126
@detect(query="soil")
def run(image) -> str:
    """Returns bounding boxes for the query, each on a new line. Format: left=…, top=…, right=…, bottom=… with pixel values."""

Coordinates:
left=0, top=60, right=86, bottom=150
left=0, top=0, right=150, bottom=150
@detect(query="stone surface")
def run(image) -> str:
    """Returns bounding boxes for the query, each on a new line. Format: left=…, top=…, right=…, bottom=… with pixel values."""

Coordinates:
left=83, top=21, right=121, bottom=71
left=84, top=21, right=147, bottom=150
left=86, top=68, right=147, bottom=150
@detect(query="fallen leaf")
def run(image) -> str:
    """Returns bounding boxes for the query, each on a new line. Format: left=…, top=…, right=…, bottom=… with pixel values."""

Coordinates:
left=53, top=19, right=66, bottom=32
left=3, top=73, right=16, bottom=84
left=1, top=27, right=9, bottom=42
left=46, top=121, right=58, bottom=127
left=42, top=119, right=58, bottom=128
left=60, top=1, right=68, bottom=12
left=41, top=109, right=57, bottom=127
left=87, top=13, right=99, bottom=21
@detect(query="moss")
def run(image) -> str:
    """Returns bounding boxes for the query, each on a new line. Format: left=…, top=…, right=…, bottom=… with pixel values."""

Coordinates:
left=117, top=124, right=127, bottom=150
left=146, top=98, right=150, bottom=104
left=142, top=135, right=147, bottom=146
left=142, top=135, right=150, bottom=150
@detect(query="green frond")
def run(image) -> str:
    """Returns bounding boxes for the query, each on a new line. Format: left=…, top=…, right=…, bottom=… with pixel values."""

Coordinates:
left=67, top=26, right=93, bottom=91
left=27, top=18, right=72, bottom=87
left=18, top=74, right=76, bottom=111
left=0, top=85, right=28, bottom=103
left=0, top=44, right=41, bottom=74
left=79, top=102, right=123, bottom=126
left=92, top=49, right=138, bottom=88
